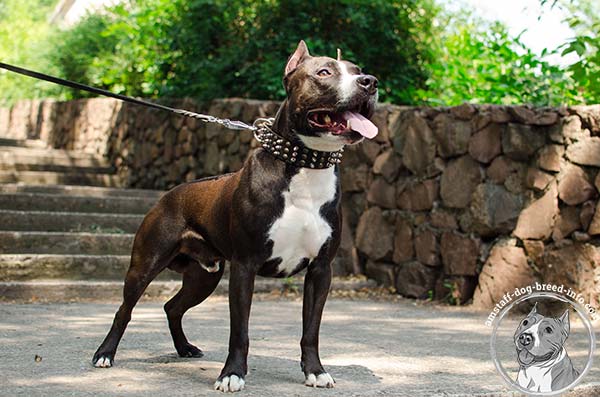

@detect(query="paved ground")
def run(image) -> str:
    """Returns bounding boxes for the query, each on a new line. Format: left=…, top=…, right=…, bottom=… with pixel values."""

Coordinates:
left=0, top=297, right=598, bottom=397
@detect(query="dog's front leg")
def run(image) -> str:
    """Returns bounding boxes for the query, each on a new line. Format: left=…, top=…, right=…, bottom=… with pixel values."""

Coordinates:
left=214, top=263, right=255, bottom=393
left=301, top=259, right=335, bottom=388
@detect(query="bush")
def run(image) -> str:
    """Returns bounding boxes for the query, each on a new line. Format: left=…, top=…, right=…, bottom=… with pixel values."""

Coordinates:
left=417, top=14, right=581, bottom=106
left=0, top=0, right=59, bottom=106
left=50, top=0, right=438, bottom=104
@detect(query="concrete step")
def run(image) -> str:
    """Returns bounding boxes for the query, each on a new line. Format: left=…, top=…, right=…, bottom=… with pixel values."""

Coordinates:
left=0, top=183, right=163, bottom=198
left=0, top=137, right=48, bottom=149
left=0, top=170, right=121, bottom=186
left=0, top=144, right=106, bottom=160
left=0, top=192, right=156, bottom=214
left=0, top=160, right=112, bottom=174
left=0, top=151, right=112, bottom=173
left=0, top=254, right=181, bottom=281
left=0, top=209, right=143, bottom=233
left=0, top=231, right=134, bottom=255
left=0, top=278, right=377, bottom=302
left=0, top=138, right=48, bottom=148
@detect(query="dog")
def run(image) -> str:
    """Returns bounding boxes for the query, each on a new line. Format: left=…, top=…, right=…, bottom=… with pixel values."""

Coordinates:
left=514, top=304, right=580, bottom=392
left=92, top=40, right=379, bottom=392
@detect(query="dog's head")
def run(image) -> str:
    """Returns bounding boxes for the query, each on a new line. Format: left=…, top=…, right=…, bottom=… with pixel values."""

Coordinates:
left=277, top=40, right=379, bottom=152
left=513, top=304, right=570, bottom=366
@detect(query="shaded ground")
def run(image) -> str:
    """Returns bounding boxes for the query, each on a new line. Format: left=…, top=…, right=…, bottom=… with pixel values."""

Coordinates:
left=0, top=297, right=598, bottom=396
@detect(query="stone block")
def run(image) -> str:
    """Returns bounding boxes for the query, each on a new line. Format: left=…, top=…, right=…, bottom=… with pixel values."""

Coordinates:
left=566, top=137, right=600, bottom=167
left=395, top=261, right=438, bottom=299
left=472, top=242, right=534, bottom=309
left=440, top=232, right=480, bottom=276
left=433, top=113, right=472, bottom=158
left=558, top=163, right=596, bottom=205
left=513, top=182, right=558, bottom=240
left=355, top=207, right=395, bottom=260
left=397, top=179, right=439, bottom=211
left=440, top=155, right=482, bottom=208
left=502, top=123, right=545, bottom=161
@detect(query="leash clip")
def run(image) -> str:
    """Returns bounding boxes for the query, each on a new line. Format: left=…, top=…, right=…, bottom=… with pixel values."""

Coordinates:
left=252, top=118, right=275, bottom=142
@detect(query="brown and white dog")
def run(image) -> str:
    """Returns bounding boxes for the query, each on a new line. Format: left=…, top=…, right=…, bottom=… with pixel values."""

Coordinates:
left=514, top=304, right=580, bottom=392
left=92, top=40, right=379, bottom=392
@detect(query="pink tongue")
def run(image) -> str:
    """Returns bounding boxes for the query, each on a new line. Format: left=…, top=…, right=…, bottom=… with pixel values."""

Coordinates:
left=342, top=111, right=378, bottom=139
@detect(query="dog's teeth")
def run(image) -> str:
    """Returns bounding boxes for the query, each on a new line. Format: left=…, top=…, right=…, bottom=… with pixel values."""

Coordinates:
left=347, top=120, right=351, bottom=130
left=324, top=114, right=331, bottom=124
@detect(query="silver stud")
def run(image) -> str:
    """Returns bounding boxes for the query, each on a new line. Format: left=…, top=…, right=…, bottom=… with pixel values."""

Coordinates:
left=283, top=148, right=289, bottom=153
left=285, top=141, right=291, bottom=147
left=293, top=146, right=299, bottom=151
left=273, top=151, right=280, bottom=155
left=299, top=160, right=305, bottom=166
left=283, top=154, right=288, bottom=159
left=310, top=163, right=315, bottom=168
left=291, top=152, right=297, bottom=157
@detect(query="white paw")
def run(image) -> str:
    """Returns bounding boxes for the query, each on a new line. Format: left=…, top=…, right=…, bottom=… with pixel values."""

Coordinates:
left=214, top=374, right=245, bottom=392
left=305, top=372, right=335, bottom=388
left=93, top=356, right=113, bottom=368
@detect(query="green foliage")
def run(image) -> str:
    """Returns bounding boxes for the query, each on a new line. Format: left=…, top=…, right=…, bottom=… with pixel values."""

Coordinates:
left=0, top=0, right=59, bottom=106
left=417, top=15, right=581, bottom=106
left=547, top=0, right=600, bottom=103
left=49, top=0, right=437, bottom=104
left=1, top=0, right=599, bottom=107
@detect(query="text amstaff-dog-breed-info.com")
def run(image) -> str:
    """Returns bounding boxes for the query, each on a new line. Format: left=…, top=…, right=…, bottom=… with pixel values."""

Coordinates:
left=487, top=285, right=596, bottom=396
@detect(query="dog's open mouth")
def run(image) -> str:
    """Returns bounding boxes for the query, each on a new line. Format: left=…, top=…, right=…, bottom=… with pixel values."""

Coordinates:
left=517, top=348, right=536, bottom=365
left=308, top=110, right=378, bottom=139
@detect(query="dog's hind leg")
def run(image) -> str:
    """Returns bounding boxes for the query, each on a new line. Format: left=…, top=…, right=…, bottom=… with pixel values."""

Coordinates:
left=164, top=256, right=225, bottom=358
left=92, top=253, right=168, bottom=368
left=93, top=210, right=177, bottom=368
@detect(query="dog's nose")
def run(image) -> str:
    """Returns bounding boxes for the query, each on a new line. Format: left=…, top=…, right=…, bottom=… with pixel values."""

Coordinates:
left=519, top=333, right=533, bottom=346
left=357, top=74, right=378, bottom=94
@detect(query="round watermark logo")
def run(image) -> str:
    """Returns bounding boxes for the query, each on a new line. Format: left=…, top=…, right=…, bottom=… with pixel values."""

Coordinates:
left=488, top=286, right=596, bottom=396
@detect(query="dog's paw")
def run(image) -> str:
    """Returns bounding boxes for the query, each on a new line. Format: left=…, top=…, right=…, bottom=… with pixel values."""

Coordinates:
left=305, top=372, right=335, bottom=388
left=214, top=374, right=245, bottom=392
left=176, top=343, right=204, bottom=358
left=93, top=355, right=113, bottom=368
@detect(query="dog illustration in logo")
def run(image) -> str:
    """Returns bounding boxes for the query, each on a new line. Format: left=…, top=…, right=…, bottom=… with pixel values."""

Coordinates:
left=514, top=304, right=580, bottom=392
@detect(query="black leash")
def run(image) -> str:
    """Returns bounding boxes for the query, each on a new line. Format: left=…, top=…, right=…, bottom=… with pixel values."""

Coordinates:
left=0, top=62, right=265, bottom=131
left=0, top=62, right=344, bottom=168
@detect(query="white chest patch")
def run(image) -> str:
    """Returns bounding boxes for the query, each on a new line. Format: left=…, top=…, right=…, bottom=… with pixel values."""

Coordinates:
left=266, top=167, right=337, bottom=275
left=517, top=348, right=566, bottom=392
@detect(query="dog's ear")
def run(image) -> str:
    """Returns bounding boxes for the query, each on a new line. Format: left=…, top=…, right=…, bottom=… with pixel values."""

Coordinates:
left=285, top=40, right=310, bottom=76
left=528, top=302, right=538, bottom=316
left=558, top=310, right=570, bottom=335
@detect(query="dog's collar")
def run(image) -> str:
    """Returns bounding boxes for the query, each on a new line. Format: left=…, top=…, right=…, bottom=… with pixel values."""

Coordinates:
left=254, top=125, right=343, bottom=169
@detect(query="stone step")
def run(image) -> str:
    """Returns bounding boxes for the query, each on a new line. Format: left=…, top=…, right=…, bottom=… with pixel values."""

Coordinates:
left=0, top=209, right=143, bottom=233
left=0, top=144, right=106, bottom=159
left=0, top=170, right=121, bottom=187
left=0, top=278, right=377, bottom=302
left=0, top=192, right=156, bottom=214
left=0, top=254, right=180, bottom=281
left=0, top=138, right=48, bottom=148
left=0, top=183, right=163, bottom=198
left=0, top=231, right=134, bottom=255
left=0, top=150, right=112, bottom=173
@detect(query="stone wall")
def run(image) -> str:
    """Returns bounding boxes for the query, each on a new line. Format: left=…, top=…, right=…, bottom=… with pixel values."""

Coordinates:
left=1, top=98, right=599, bottom=308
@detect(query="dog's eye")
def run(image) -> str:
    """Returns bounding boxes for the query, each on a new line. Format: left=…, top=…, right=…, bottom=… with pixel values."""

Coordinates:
left=545, top=327, right=553, bottom=334
left=317, top=68, right=332, bottom=77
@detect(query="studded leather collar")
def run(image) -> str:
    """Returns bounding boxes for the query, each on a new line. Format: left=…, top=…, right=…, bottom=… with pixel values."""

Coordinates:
left=254, top=125, right=343, bottom=169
